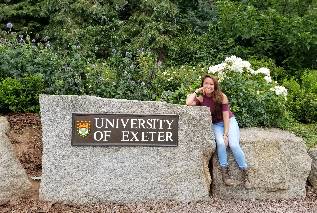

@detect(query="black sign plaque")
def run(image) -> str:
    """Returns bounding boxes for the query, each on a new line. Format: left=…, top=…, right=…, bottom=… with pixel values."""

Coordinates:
left=72, top=113, right=179, bottom=146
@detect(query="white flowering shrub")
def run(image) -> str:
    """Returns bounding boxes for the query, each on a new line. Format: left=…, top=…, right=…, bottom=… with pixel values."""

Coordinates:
left=207, top=56, right=288, bottom=127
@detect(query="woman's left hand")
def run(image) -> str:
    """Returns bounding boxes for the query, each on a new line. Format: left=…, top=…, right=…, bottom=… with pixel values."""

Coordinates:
left=223, top=135, right=229, bottom=147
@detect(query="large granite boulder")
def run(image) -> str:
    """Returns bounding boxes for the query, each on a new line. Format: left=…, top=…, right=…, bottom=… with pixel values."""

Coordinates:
left=39, top=95, right=215, bottom=204
left=0, top=117, right=31, bottom=204
left=308, top=147, right=317, bottom=189
left=212, top=128, right=311, bottom=200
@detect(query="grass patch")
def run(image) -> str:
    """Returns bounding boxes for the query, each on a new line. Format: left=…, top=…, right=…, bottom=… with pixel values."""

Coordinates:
left=283, top=122, right=317, bottom=149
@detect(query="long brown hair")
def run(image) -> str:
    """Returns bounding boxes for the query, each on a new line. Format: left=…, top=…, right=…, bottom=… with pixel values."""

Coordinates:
left=201, top=74, right=224, bottom=121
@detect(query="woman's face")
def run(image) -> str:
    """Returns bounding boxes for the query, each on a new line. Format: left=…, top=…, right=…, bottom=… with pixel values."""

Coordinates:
left=203, top=77, right=214, bottom=95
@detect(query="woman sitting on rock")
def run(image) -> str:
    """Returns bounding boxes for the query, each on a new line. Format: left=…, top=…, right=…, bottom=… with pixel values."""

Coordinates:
left=186, top=74, right=251, bottom=189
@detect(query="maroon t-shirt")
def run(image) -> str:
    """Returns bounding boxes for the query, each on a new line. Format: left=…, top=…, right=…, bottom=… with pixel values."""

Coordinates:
left=195, top=95, right=234, bottom=123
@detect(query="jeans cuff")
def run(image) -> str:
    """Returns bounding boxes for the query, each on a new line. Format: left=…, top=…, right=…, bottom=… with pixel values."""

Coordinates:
left=239, top=166, right=248, bottom=170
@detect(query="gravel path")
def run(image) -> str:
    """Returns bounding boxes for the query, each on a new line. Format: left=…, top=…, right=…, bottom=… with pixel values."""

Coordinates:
left=2, top=186, right=316, bottom=213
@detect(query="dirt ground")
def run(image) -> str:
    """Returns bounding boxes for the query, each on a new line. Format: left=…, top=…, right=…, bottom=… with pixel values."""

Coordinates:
left=1, top=113, right=316, bottom=213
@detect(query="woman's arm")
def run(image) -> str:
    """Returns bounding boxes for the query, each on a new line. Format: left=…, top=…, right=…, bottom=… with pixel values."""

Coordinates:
left=222, top=93, right=230, bottom=146
left=186, top=87, right=204, bottom=106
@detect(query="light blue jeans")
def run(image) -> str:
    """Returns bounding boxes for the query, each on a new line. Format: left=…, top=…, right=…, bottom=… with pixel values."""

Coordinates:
left=212, top=117, right=248, bottom=169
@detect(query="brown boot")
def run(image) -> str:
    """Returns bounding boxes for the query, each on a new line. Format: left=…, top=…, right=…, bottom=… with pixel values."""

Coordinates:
left=241, top=168, right=252, bottom=189
left=221, top=167, right=235, bottom=186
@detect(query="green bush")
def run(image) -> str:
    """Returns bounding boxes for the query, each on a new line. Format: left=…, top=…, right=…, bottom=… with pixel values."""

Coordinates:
left=301, top=70, right=317, bottom=93
left=103, top=52, right=158, bottom=101
left=154, top=65, right=204, bottom=104
left=0, top=74, right=44, bottom=112
left=0, top=36, right=92, bottom=96
left=283, top=70, right=317, bottom=123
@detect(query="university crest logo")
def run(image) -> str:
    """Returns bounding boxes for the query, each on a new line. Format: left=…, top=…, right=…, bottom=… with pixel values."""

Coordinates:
left=76, top=120, right=91, bottom=138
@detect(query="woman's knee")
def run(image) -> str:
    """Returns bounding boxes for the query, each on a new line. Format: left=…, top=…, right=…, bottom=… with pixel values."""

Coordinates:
left=215, top=135, right=225, bottom=145
left=228, top=143, right=241, bottom=151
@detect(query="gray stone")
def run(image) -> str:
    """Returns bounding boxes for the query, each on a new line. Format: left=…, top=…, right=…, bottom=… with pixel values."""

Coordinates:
left=0, top=117, right=31, bottom=204
left=39, top=95, right=215, bottom=204
left=212, top=128, right=311, bottom=200
left=308, top=147, right=317, bottom=189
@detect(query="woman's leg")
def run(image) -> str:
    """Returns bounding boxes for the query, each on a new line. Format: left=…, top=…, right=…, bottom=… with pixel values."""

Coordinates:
left=212, top=122, right=228, bottom=167
left=228, top=117, right=248, bottom=169
left=213, top=122, right=236, bottom=186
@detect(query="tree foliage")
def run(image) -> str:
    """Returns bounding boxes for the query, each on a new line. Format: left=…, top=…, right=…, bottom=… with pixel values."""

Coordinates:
left=0, top=0, right=316, bottom=125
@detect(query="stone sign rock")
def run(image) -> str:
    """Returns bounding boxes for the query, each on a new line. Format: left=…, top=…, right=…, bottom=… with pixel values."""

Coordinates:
left=39, top=95, right=215, bottom=204
left=212, top=128, right=311, bottom=200
left=0, top=117, right=31, bottom=204
left=308, top=147, right=317, bottom=189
